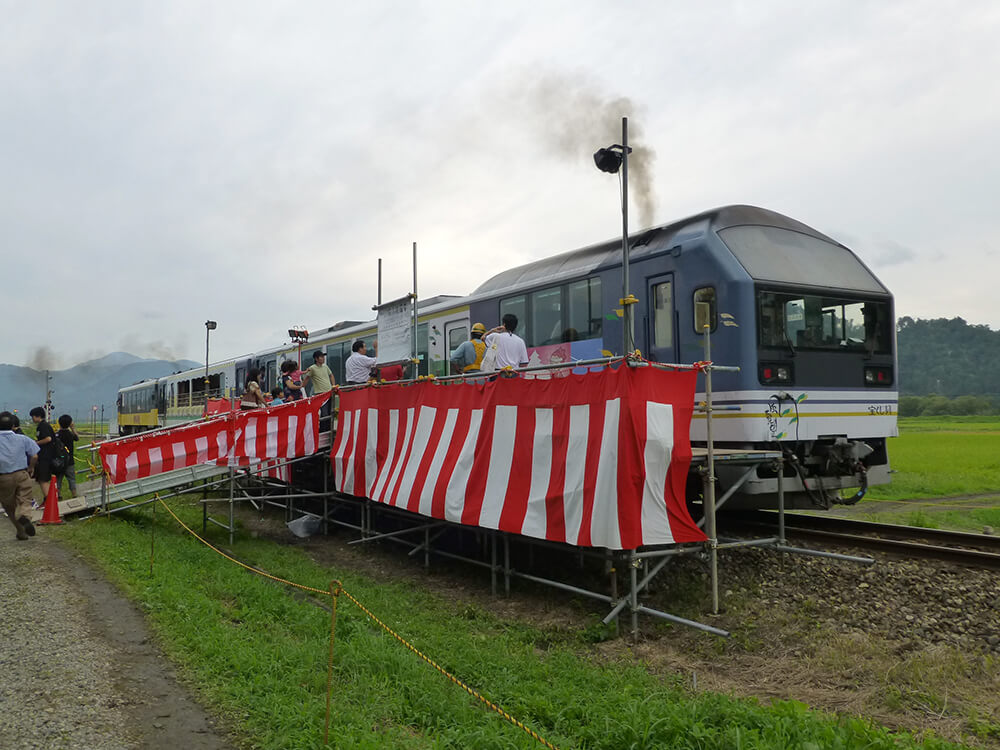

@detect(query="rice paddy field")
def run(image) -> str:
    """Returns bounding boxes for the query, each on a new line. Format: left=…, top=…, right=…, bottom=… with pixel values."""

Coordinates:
left=845, top=417, right=1000, bottom=531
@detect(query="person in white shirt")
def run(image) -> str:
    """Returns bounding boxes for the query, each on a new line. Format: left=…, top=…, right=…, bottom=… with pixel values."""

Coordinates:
left=484, top=314, right=529, bottom=370
left=345, top=339, right=379, bottom=384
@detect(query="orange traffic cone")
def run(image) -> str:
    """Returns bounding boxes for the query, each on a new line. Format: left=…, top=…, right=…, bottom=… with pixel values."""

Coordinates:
left=38, top=480, right=63, bottom=525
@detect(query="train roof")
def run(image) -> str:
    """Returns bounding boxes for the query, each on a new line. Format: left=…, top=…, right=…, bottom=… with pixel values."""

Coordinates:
left=308, top=295, right=463, bottom=337
left=472, top=204, right=889, bottom=297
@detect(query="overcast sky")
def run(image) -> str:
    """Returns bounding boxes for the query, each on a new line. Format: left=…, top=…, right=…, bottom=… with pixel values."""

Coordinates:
left=3, top=1, right=998, bottom=370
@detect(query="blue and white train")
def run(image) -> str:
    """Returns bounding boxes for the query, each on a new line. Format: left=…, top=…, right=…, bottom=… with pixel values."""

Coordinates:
left=118, top=205, right=896, bottom=509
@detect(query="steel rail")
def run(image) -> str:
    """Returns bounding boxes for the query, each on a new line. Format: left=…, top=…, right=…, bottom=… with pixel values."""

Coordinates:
left=727, top=511, right=1000, bottom=569
left=732, top=510, right=1000, bottom=552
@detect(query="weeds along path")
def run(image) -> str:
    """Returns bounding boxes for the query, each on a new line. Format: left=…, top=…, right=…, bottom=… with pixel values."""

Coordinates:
left=0, top=533, right=235, bottom=750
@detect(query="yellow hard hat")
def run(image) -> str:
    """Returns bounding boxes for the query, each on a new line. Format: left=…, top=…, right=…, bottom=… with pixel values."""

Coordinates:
left=471, top=322, right=486, bottom=335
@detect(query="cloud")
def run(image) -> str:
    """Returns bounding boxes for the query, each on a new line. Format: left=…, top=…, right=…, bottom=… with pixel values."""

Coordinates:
left=117, top=335, right=188, bottom=363
left=871, top=238, right=919, bottom=267
left=2, top=0, right=1000, bottom=370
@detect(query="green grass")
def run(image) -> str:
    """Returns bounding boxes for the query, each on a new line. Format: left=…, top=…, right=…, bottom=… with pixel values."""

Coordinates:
left=52, top=498, right=963, bottom=750
left=867, top=421, right=1000, bottom=501
left=897, top=416, right=1000, bottom=433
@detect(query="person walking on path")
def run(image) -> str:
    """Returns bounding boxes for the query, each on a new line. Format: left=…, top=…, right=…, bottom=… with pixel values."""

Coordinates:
left=484, top=314, right=529, bottom=370
left=0, top=411, right=39, bottom=540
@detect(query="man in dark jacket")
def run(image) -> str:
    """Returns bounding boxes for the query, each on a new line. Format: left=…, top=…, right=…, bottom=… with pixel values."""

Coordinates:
left=29, top=406, right=57, bottom=504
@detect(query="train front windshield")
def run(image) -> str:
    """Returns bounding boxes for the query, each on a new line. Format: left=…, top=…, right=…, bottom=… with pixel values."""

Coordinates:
left=757, top=291, right=891, bottom=353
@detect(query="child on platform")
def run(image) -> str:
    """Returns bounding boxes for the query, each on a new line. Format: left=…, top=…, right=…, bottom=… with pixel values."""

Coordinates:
left=281, top=360, right=305, bottom=401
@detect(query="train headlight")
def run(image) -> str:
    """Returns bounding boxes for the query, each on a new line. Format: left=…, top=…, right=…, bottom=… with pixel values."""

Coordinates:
left=864, top=366, right=893, bottom=386
left=759, top=361, right=793, bottom=385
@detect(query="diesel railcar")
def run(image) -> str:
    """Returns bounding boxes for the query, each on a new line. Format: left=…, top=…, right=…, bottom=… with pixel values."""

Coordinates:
left=462, top=204, right=896, bottom=508
left=118, top=205, right=896, bottom=509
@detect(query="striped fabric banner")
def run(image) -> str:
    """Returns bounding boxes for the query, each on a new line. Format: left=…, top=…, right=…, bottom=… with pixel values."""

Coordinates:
left=99, top=394, right=329, bottom=484
left=332, top=367, right=704, bottom=549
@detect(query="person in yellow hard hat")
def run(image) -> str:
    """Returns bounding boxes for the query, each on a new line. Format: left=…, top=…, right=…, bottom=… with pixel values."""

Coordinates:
left=450, top=322, right=488, bottom=373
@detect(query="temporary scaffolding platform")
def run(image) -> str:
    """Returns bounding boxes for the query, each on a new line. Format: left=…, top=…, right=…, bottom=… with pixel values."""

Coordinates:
left=91, top=351, right=874, bottom=639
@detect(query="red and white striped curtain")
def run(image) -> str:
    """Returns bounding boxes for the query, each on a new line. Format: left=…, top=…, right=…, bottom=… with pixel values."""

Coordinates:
left=332, top=367, right=705, bottom=550
left=99, top=394, right=329, bottom=484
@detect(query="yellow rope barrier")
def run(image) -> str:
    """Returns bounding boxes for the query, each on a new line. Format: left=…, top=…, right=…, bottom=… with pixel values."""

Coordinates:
left=152, top=495, right=561, bottom=750
left=335, top=586, right=561, bottom=750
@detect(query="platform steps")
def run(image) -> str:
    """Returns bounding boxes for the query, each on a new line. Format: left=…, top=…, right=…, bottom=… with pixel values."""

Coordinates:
left=59, top=463, right=232, bottom=517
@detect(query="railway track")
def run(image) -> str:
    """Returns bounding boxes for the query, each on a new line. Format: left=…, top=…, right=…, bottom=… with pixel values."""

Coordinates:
left=723, top=511, right=1000, bottom=570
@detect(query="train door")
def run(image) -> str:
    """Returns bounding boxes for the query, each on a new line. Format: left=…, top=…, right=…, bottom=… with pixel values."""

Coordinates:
left=327, top=342, right=346, bottom=386
left=265, top=359, right=277, bottom=394
left=445, top=320, right=469, bottom=375
left=235, top=362, right=248, bottom=395
left=646, top=274, right=678, bottom=363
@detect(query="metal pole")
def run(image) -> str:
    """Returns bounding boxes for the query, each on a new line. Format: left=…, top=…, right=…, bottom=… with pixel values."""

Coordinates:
left=411, top=242, right=418, bottom=369
left=703, top=325, right=719, bottom=615
left=503, top=535, right=510, bottom=596
left=204, top=327, right=210, bottom=394
left=621, top=117, right=633, bottom=355
left=228, top=467, right=235, bottom=546
left=629, top=550, right=639, bottom=639
left=491, top=533, right=497, bottom=596
left=777, top=456, right=786, bottom=545
left=377, top=258, right=382, bottom=306
left=323, top=459, right=329, bottom=536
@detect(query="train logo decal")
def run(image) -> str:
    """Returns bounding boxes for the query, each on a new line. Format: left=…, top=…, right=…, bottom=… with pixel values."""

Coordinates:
left=766, top=392, right=807, bottom=440
left=720, top=312, right=739, bottom=327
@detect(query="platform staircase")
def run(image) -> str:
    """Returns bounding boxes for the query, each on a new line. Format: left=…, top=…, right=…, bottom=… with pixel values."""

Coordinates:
left=58, top=463, right=233, bottom=517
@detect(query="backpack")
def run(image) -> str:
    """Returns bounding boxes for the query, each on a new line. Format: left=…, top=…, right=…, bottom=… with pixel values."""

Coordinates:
left=49, top=434, right=70, bottom=473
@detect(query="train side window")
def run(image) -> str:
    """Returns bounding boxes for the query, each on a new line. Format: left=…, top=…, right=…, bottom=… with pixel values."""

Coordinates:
left=499, top=295, right=527, bottom=340
left=448, top=325, right=467, bottom=352
left=652, top=280, right=674, bottom=349
left=567, top=278, right=602, bottom=340
left=693, top=287, right=717, bottom=333
left=530, top=286, right=563, bottom=346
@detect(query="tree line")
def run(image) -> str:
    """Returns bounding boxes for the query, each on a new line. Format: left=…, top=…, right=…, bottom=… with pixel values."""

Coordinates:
left=897, top=316, right=1000, bottom=415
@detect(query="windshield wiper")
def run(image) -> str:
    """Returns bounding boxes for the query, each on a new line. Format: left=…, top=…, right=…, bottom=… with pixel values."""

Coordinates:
left=782, top=330, right=796, bottom=357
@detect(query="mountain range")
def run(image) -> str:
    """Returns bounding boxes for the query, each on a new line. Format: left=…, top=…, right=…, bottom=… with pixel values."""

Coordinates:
left=0, top=352, right=200, bottom=422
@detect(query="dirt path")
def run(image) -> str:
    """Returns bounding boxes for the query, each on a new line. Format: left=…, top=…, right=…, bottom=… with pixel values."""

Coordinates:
left=0, top=532, right=236, bottom=750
